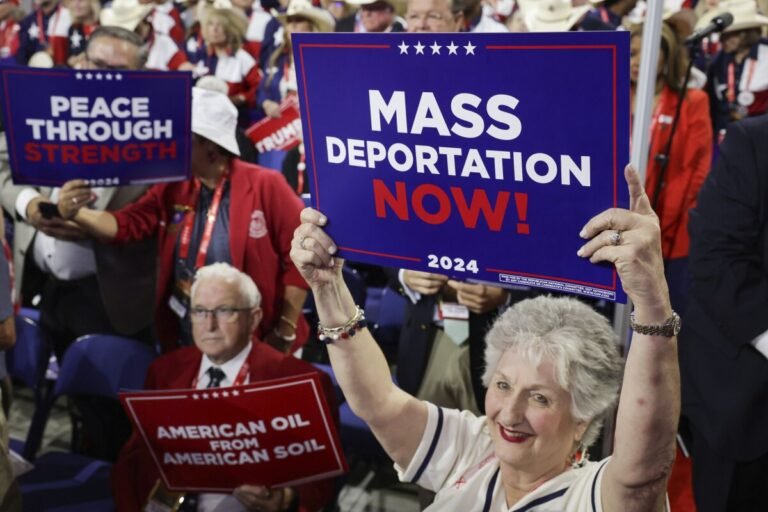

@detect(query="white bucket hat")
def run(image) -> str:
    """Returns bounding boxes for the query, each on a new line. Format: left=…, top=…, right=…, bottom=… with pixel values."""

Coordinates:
left=100, top=0, right=154, bottom=31
left=526, top=0, right=590, bottom=32
left=695, top=0, right=768, bottom=33
left=192, top=88, right=241, bottom=157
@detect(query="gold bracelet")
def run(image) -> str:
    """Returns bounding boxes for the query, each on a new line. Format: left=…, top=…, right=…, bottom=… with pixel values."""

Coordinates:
left=279, top=315, right=298, bottom=330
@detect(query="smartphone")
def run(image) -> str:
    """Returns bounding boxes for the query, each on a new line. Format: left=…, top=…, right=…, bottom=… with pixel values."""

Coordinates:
left=38, top=202, right=62, bottom=220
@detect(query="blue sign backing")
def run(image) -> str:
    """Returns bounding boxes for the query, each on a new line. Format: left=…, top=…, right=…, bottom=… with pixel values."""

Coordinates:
left=0, top=67, right=192, bottom=187
left=294, top=31, right=630, bottom=302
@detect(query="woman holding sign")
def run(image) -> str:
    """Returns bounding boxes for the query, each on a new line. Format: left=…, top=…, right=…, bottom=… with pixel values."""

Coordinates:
left=290, top=165, right=678, bottom=511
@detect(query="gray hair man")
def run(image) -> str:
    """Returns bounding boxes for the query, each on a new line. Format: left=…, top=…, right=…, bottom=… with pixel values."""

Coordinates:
left=112, top=262, right=339, bottom=512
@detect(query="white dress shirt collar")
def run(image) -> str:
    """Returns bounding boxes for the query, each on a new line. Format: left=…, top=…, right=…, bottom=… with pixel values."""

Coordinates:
left=196, top=341, right=252, bottom=389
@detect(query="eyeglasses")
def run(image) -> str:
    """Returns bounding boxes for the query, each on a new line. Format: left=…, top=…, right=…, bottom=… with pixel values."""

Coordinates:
left=190, top=307, right=252, bottom=323
left=84, top=54, right=132, bottom=71
left=405, top=10, right=454, bottom=23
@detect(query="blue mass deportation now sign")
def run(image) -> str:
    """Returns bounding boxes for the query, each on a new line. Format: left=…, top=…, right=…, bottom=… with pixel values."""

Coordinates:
left=0, top=67, right=192, bottom=187
left=293, top=31, right=630, bottom=302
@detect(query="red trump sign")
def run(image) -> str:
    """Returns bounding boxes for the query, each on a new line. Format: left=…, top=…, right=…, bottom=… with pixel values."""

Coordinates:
left=246, top=96, right=302, bottom=153
left=119, top=373, right=347, bottom=493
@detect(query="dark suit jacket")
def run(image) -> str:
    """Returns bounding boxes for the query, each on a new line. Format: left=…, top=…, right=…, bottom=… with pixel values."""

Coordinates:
left=386, top=269, right=533, bottom=413
left=681, top=114, right=768, bottom=461
left=111, top=342, right=339, bottom=512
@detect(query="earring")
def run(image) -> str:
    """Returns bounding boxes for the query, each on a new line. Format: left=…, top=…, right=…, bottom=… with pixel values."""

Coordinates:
left=570, top=444, right=589, bottom=469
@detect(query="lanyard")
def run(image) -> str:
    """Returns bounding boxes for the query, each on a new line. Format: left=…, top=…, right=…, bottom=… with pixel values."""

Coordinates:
left=599, top=6, right=610, bottom=23
left=2, top=238, right=17, bottom=314
left=296, top=143, right=305, bottom=195
left=178, top=172, right=228, bottom=270
left=36, top=5, right=61, bottom=45
left=727, top=59, right=757, bottom=103
left=191, top=347, right=251, bottom=388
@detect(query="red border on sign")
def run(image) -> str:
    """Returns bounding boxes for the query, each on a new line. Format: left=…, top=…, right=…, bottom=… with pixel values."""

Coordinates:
left=299, top=42, right=620, bottom=293
left=122, top=376, right=346, bottom=492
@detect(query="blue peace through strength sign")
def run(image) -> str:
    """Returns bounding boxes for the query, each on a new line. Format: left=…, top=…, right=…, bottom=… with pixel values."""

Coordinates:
left=0, top=67, right=192, bottom=187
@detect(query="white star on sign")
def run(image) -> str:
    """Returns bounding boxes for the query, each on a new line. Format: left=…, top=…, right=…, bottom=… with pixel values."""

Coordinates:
left=447, top=42, right=458, bottom=55
left=75, top=72, right=83, bottom=79
left=430, top=42, right=441, bottom=55
left=106, top=73, right=113, bottom=80
left=222, top=391, right=229, bottom=398
left=414, top=41, right=425, bottom=55
left=398, top=41, right=408, bottom=54
left=212, top=391, right=219, bottom=398
left=192, top=393, right=199, bottom=399
left=85, top=72, right=93, bottom=79
left=27, top=23, right=39, bottom=39
left=464, top=42, right=476, bottom=55
left=115, top=73, right=123, bottom=80
left=95, top=73, right=103, bottom=80
left=232, top=390, right=239, bottom=396
left=70, top=31, right=83, bottom=49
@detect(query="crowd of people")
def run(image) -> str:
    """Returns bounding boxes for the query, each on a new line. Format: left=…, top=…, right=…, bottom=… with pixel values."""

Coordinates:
left=0, top=0, right=765, bottom=511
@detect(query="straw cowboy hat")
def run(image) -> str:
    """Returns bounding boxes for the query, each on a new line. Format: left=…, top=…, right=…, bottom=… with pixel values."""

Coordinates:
left=526, top=0, right=590, bottom=32
left=695, top=0, right=768, bottom=33
left=100, top=0, right=153, bottom=31
left=279, top=0, right=335, bottom=32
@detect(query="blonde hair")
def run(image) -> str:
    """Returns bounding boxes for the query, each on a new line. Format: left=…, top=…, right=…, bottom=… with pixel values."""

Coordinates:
left=202, top=7, right=248, bottom=52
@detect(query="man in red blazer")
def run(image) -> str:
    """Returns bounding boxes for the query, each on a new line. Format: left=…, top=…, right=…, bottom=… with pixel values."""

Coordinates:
left=112, top=262, right=339, bottom=512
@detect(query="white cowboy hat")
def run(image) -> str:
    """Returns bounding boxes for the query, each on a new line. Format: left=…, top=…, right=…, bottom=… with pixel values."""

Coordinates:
left=28, top=51, right=54, bottom=68
left=192, top=88, right=241, bottom=157
left=279, top=0, right=335, bottom=32
left=695, top=0, right=768, bottom=33
left=526, top=0, right=591, bottom=32
left=624, top=0, right=686, bottom=25
left=100, top=0, right=154, bottom=31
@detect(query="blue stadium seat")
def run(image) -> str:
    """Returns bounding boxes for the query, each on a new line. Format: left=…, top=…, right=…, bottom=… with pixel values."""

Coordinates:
left=6, top=315, right=54, bottom=459
left=17, top=334, right=157, bottom=510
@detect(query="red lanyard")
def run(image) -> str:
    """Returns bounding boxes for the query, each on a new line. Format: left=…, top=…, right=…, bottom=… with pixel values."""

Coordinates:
left=36, top=6, right=61, bottom=45
left=192, top=347, right=251, bottom=388
left=599, top=7, right=610, bottom=23
left=296, top=144, right=305, bottom=195
left=2, top=238, right=17, bottom=314
left=178, top=173, right=228, bottom=270
left=727, top=59, right=756, bottom=103
left=649, top=94, right=665, bottom=136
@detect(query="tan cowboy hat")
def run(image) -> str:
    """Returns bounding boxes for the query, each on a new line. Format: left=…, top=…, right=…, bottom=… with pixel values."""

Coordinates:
left=526, top=0, right=591, bottom=32
left=100, top=0, right=153, bottom=31
left=28, top=51, right=53, bottom=68
left=695, top=0, right=768, bottom=33
left=279, top=0, right=335, bottom=32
